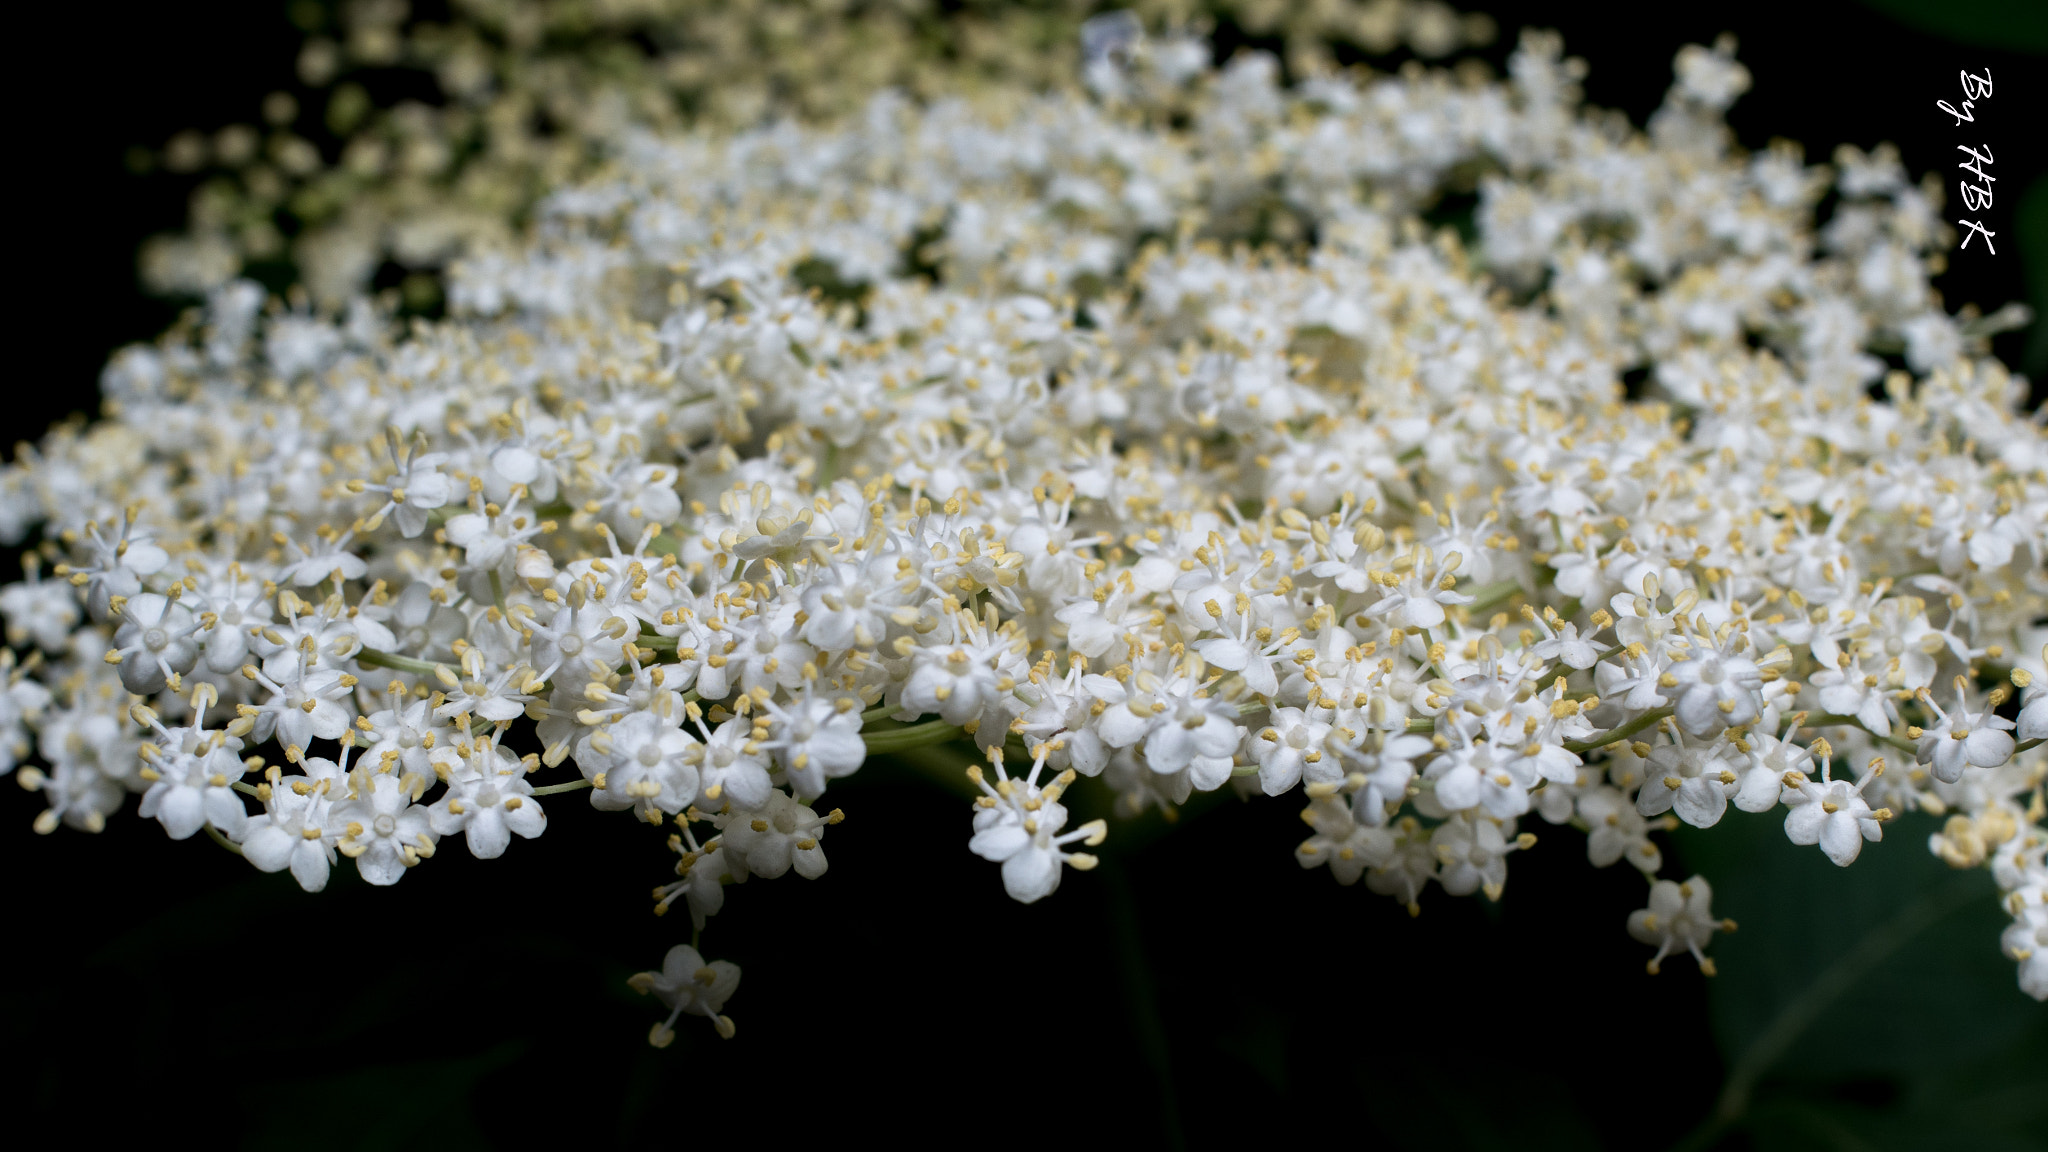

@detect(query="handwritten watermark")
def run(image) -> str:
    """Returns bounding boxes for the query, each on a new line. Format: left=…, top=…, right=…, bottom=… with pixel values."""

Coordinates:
left=1940, top=68, right=1996, bottom=254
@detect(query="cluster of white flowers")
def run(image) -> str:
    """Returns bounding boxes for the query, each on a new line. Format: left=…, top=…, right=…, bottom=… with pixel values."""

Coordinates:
left=139, top=0, right=1498, bottom=308
left=8, top=20, right=2046, bottom=1040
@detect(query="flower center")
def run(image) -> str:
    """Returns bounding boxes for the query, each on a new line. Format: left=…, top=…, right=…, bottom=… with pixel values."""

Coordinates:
left=637, top=743, right=663, bottom=767
left=373, top=814, right=397, bottom=837
left=557, top=633, right=584, bottom=656
left=143, top=627, right=169, bottom=651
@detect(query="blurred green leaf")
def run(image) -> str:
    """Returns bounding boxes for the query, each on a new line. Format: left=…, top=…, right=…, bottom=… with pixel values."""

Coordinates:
left=2020, top=175, right=2048, bottom=379
left=236, top=1043, right=524, bottom=1151
left=1852, top=0, right=2048, bottom=53
left=1670, top=811, right=2048, bottom=1151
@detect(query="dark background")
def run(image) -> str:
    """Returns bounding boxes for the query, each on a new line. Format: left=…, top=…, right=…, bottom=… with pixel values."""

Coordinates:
left=4, top=3, right=2044, bottom=1149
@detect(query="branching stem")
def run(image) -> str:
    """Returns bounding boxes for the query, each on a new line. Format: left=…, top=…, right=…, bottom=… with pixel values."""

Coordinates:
left=532, top=779, right=594, bottom=796
left=355, top=647, right=449, bottom=677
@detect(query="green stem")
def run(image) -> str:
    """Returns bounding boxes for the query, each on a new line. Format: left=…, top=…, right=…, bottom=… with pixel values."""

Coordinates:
left=861, top=719, right=967, bottom=754
left=817, top=440, right=841, bottom=488
left=355, top=647, right=449, bottom=677
left=204, top=822, right=244, bottom=857
left=869, top=742, right=984, bottom=799
left=1462, top=578, right=1524, bottom=616
left=1799, top=713, right=1918, bottom=755
left=531, top=779, right=593, bottom=796
left=1565, top=707, right=1673, bottom=755
left=1101, top=859, right=1187, bottom=1152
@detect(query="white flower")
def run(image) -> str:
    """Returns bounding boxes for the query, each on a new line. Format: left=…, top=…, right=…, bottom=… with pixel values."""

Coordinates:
left=445, top=491, right=546, bottom=573
left=276, top=530, right=370, bottom=588
left=241, top=657, right=356, bottom=757
left=2002, top=900, right=2048, bottom=1001
left=1295, top=793, right=1394, bottom=885
left=1251, top=707, right=1331, bottom=795
left=629, top=945, right=741, bottom=1045
left=899, top=612, right=1024, bottom=732
left=1914, top=680, right=2017, bottom=784
left=1362, top=548, right=1473, bottom=632
left=1665, top=638, right=1764, bottom=737
left=966, top=753, right=1105, bottom=904
left=333, top=771, right=438, bottom=885
left=1636, top=737, right=1738, bottom=828
left=1732, top=726, right=1813, bottom=813
left=719, top=789, right=838, bottom=880
left=1781, top=755, right=1888, bottom=866
left=758, top=694, right=864, bottom=799
left=1628, top=876, right=1730, bottom=974
left=358, top=433, right=452, bottom=538
left=109, top=593, right=203, bottom=695
left=1525, top=605, right=1606, bottom=669
left=62, top=515, right=170, bottom=622
left=357, top=698, right=460, bottom=780
left=238, top=769, right=341, bottom=891
left=0, top=563, right=81, bottom=652
left=1193, top=592, right=1286, bottom=698
left=428, top=738, right=547, bottom=858
left=1431, top=814, right=1532, bottom=901
left=0, top=654, right=52, bottom=775
left=135, top=698, right=248, bottom=841
left=1339, top=730, right=1433, bottom=826
left=431, top=647, right=536, bottom=724
left=524, top=594, right=633, bottom=687
left=1810, top=656, right=1898, bottom=737
left=1424, top=737, right=1535, bottom=821
left=1094, top=658, right=1241, bottom=789
left=238, top=754, right=354, bottom=889
left=1579, top=786, right=1665, bottom=872
left=694, top=713, right=774, bottom=811
left=1364, top=816, right=1437, bottom=914
left=798, top=559, right=900, bottom=651
left=590, top=710, right=701, bottom=820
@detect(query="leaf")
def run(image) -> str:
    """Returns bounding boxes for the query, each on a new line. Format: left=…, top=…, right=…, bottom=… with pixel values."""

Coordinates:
left=1669, top=811, right=2048, bottom=1148
left=1852, top=0, right=2048, bottom=54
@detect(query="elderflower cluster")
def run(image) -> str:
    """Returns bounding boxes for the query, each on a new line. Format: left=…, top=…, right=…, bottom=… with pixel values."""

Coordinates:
left=138, top=0, right=1495, bottom=309
left=8, top=19, right=2048, bottom=1043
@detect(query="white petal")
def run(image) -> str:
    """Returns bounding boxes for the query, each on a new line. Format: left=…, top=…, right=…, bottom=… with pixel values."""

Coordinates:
left=1819, top=812, right=1864, bottom=866
left=1672, top=778, right=1727, bottom=828
left=969, top=822, right=1029, bottom=862
left=160, top=787, right=207, bottom=840
left=1000, top=848, right=1062, bottom=903
left=465, top=807, right=513, bottom=859
left=289, top=843, right=332, bottom=892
